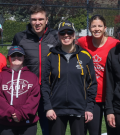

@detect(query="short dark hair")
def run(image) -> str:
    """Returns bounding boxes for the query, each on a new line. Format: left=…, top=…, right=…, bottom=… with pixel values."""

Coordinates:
left=29, top=5, right=48, bottom=18
left=89, top=15, right=106, bottom=27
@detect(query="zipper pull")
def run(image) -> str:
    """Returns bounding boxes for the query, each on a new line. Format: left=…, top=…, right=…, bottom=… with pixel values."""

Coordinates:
left=67, top=59, right=69, bottom=63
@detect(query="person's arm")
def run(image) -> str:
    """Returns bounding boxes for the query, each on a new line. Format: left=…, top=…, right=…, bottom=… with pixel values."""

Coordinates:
left=14, top=76, right=40, bottom=122
left=0, top=74, right=15, bottom=122
left=105, top=51, right=116, bottom=128
left=41, top=54, right=57, bottom=120
left=85, top=57, right=97, bottom=123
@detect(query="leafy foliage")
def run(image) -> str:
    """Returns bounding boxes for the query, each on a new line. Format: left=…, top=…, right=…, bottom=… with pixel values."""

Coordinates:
left=68, top=9, right=88, bottom=32
left=3, top=20, right=28, bottom=42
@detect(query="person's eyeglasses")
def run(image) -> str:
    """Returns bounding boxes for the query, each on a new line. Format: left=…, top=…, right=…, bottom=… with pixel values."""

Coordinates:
left=10, top=53, right=23, bottom=58
left=59, top=30, right=74, bottom=36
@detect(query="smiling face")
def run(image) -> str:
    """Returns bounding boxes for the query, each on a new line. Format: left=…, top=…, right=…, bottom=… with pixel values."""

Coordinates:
left=30, top=11, right=48, bottom=37
left=59, top=29, right=75, bottom=46
left=89, top=19, right=107, bottom=39
left=9, top=53, right=24, bottom=67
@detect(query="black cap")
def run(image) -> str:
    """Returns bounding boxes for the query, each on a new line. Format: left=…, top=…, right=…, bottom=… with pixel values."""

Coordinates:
left=58, top=20, right=75, bottom=32
left=8, top=46, right=25, bottom=56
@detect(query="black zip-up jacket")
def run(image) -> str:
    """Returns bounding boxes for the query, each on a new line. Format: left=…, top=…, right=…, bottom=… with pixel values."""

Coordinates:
left=41, top=45, right=97, bottom=116
left=12, top=23, right=58, bottom=79
left=105, top=44, right=120, bottom=115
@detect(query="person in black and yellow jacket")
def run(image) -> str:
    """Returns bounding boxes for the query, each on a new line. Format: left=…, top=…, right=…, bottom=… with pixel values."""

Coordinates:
left=41, top=20, right=97, bottom=135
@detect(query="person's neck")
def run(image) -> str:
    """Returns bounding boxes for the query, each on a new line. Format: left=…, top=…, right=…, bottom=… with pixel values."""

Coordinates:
left=92, top=36, right=108, bottom=48
left=62, top=44, right=76, bottom=53
left=37, top=30, right=44, bottom=37
left=32, top=28, right=45, bottom=37
left=10, top=65, right=23, bottom=71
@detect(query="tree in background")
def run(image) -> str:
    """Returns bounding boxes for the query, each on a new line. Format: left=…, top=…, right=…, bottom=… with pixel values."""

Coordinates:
left=68, top=9, right=88, bottom=32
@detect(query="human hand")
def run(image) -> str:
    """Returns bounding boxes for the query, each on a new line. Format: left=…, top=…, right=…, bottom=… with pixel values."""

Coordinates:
left=12, top=113, right=19, bottom=123
left=107, top=114, right=116, bottom=128
left=46, top=110, right=57, bottom=121
left=85, top=111, right=93, bottom=123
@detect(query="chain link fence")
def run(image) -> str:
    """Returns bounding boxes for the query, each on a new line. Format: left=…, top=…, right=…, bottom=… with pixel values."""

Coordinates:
left=0, top=0, right=120, bottom=54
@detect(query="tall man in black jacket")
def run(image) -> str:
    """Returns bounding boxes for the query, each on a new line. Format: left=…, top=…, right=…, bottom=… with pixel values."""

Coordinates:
left=12, top=5, right=58, bottom=135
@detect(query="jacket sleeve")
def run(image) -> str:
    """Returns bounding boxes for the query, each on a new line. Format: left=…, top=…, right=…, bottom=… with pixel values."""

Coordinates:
left=0, top=74, right=15, bottom=122
left=105, top=51, right=114, bottom=115
left=41, top=55, right=52, bottom=111
left=85, top=57, right=97, bottom=113
left=0, top=54, right=7, bottom=72
left=15, top=76, right=40, bottom=121
left=12, top=32, right=24, bottom=46
left=12, top=34, right=18, bottom=45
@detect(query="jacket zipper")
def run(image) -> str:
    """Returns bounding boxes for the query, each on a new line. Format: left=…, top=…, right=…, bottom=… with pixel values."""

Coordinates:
left=64, top=55, right=72, bottom=103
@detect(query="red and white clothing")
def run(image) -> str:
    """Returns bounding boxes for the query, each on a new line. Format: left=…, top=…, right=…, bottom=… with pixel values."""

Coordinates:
left=77, top=36, right=120, bottom=102
left=0, top=53, right=7, bottom=72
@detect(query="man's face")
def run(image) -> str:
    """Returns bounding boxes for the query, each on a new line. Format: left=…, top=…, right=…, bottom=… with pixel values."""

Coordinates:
left=30, top=11, right=48, bottom=37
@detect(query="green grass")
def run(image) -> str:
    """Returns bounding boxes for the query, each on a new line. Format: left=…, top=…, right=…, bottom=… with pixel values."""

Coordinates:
left=37, top=117, right=107, bottom=135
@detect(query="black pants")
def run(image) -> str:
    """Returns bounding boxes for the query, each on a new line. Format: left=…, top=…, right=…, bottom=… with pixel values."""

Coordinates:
left=49, top=116, right=85, bottom=135
left=115, top=114, right=120, bottom=135
left=0, top=123, right=37, bottom=135
left=85, top=102, right=117, bottom=135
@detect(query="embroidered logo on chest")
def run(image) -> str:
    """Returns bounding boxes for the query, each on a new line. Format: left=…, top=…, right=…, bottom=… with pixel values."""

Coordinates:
left=76, top=60, right=83, bottom=69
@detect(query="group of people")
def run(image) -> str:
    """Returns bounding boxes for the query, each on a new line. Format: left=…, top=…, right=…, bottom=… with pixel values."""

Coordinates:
left=0, top=4, right=119, bottom=135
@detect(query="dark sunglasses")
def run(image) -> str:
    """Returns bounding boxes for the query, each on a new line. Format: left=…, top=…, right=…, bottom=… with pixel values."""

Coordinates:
left=59, top=30, right=74, bottom=36
left=10, top=52, right=23, bottom=58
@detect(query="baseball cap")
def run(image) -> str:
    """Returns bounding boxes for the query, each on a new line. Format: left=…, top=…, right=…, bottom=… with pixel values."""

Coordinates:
left=8, top=46, right=25, bottom=56
left=58, top=20, right=75, bottom=32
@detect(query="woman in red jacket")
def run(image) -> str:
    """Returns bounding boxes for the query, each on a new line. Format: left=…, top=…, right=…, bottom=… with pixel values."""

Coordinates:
left=77, top=15, right=119, bottom=135
left=0, top=46, right=40, bottom=135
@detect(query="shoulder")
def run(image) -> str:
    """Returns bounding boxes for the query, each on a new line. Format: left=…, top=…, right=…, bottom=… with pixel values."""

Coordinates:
left=107, top=36, right=120, bottom=44
left=13, top=30, right=26, bottom=43
left=108, top=43, right=120, bottom=55
left=0, top=53, right=6, bottom=59
left=80, top=48, right=92, bottom=59
left=46, top=26, right=58, bottom=41
left=77, top=36, right=92, bottom=49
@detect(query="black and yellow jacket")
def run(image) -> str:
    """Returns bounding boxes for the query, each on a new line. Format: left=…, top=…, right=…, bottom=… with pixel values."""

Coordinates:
left=41, top=45, right=97, bottom=116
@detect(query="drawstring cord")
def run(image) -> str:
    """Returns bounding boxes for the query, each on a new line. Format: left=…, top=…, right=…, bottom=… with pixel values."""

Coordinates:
left=58, top=54, right=60, bottom=78
left=76, top=54, right=84, bottom=75
left=16, top=70, right=21, bottom=98
left=10, top=70, right=21, bottom=105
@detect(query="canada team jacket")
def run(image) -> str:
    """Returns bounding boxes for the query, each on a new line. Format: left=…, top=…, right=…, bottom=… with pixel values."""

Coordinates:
left=41, top=45, right=97, bottom=116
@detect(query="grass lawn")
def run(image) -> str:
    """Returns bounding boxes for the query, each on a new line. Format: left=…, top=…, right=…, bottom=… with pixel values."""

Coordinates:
left=37, top=117, right=107, bottom=135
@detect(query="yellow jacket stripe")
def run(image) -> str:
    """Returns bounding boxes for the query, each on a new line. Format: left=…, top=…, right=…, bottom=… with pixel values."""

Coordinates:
left=76, top=54, right=84, bottom=75
left=58, top=54, right=60, bottom=78
left=81, top=50, right=91, bottom=59
left=47, top=52, right=52, bottom=57
left=86, top=65, right=92, bottom=89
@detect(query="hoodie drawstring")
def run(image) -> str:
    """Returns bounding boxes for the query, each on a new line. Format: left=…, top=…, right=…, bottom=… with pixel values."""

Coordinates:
left=76, top=54, right=84, bottom=75
left=10, top=70, right=14, bottom=105
left=10, top=70, right=22, bottom=105
left=16, top=70, right=21, bottom=98
left=58, top=54, right=60, bottom=78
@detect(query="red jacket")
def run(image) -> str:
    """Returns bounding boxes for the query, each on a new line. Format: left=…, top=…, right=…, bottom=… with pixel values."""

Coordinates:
left=0, top=66, right=40, bottom=126
left=0, top=53, right=7, bottom=72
